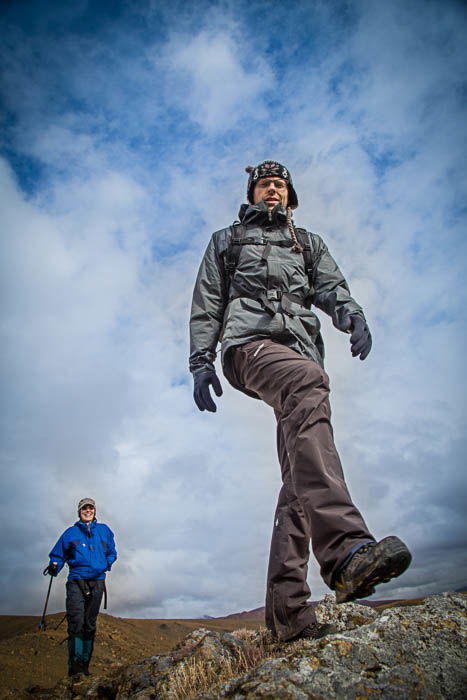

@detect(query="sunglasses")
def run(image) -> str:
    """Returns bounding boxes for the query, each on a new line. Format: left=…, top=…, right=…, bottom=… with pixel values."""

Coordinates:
left=80, top=506, right=95, bottom=511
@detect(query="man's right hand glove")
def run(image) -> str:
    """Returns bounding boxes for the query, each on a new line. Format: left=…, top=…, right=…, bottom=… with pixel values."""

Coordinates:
left=193, top=370, right=223, bottom=412
left=45, top=562, right=58, bottom=577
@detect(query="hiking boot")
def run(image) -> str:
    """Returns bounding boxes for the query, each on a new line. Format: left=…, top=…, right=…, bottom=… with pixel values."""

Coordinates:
left=287, top=622, right=337, bottom=642
left=68, top=657, right=87, bottom=677
left=334, top=536, right=412, bottom=604
left=68, top=662, right=82, bottom=677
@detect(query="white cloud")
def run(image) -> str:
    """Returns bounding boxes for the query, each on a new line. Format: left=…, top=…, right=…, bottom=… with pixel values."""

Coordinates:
left=161, top=29, right=273, bottom=132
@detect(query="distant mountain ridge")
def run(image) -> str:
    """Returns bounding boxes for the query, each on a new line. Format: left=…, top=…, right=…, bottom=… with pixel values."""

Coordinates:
left=215, top=597, right=407, bottom=621
left=218, top=606, right=265, bottom=621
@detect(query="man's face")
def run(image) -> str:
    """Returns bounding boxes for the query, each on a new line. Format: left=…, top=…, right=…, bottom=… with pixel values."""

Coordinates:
left=79, top=505, right=95, bottom=523
left=253, top=177, right=288, bottom=210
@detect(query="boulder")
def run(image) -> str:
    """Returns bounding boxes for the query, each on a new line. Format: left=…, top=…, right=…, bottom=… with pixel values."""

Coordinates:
left=199, top=592, right=467, bottom=699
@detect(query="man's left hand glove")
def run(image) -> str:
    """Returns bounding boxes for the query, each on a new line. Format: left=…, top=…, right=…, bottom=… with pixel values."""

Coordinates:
left=338, top=314, right=372, bottom=360
left=193, top=370, right=223, bottom=412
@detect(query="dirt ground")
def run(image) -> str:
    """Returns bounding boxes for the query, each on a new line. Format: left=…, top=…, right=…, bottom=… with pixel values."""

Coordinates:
left=0, top=611, right=263, bottom=695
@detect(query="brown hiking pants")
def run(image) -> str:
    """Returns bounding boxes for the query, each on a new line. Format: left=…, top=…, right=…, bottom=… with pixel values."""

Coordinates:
left=232, top=339, right=374, bottom=641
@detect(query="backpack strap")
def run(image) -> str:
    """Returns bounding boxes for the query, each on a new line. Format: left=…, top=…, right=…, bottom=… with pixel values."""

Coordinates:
left=225, top=222, right=247, bottom=280
left=294, top=228, right=315, bottom=287
left=76, top=579, right=92, bottom=599
left=294, top=227, right=322, bottom=303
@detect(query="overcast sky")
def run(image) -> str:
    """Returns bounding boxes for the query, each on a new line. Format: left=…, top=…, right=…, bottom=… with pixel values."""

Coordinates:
left=1, top=0, right=466, bottom=619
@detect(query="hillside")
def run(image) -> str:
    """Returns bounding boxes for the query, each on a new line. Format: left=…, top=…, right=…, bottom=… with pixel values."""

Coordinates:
left=0, top=611, right=262, bottom=695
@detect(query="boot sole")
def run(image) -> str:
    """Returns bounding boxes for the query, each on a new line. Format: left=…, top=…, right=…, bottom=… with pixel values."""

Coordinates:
left=335, top=536, right=412, bottom=604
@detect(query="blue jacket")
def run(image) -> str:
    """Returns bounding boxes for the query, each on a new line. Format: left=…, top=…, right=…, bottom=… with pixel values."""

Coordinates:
left=49, top=519, right=117, bottom=581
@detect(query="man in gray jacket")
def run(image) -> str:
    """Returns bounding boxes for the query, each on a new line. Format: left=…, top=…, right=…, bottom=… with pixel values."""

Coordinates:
left=189, top=160, right=411, bottom=641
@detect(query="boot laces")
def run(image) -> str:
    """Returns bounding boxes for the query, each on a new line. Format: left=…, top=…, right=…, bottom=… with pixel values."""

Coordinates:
left=351, top=542, right=374, bottom=564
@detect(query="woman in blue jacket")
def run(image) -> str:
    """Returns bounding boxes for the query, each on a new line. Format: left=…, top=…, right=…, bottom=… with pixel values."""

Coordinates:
left=46, top=497, right=117, bottom=676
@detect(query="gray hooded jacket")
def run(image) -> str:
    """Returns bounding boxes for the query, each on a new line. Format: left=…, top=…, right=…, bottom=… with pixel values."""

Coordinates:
left=189, top=202, right=365, bottom=398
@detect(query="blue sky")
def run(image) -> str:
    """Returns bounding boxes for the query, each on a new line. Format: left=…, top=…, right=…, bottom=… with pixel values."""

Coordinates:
left=1, top=0, right=466, bottom=618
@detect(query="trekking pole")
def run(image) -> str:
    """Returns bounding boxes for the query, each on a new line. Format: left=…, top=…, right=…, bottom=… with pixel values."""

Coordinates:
left=38, top=566, right=54, bottom=631
left=54, top=612, right=67, bottom=631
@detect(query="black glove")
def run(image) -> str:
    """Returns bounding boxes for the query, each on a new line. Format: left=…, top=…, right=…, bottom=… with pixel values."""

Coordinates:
left=193, top=370, right=223, bottom=412
left=45, top=562, right=58, bottom=577
left=338, top=314, right=372, bottom=360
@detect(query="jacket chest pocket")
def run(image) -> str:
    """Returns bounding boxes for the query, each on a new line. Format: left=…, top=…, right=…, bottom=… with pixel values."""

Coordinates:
left=266, top=255, right=283, bottom=289
left=265, top=246, right=307, bottom=292
left=78, top=542, right=89, bottom=557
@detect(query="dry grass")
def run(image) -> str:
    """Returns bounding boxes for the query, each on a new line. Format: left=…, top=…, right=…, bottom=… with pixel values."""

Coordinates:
left=167, top=629, right=276, bottom=699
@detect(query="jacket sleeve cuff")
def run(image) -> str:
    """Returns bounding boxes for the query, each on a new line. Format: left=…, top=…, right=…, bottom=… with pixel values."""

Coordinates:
left=332, top=307, right=366, bottom=331
left=191, top=364, right=216, bottom=377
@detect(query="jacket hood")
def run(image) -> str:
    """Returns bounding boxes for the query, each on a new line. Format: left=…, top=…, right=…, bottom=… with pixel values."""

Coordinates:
left=238, top=201, right=288, bottom=227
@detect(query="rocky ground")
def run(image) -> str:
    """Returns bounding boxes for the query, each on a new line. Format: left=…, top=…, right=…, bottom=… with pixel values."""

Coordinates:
left=1, top=592, right=465, bottom=699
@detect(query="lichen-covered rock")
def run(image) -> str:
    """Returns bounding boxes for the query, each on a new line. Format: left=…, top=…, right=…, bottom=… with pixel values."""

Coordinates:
left=198, top=593, right=467, bottom=699
left=315, top=593, right=378, bottom=631
left=172, top=627, right=250, bottom=664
